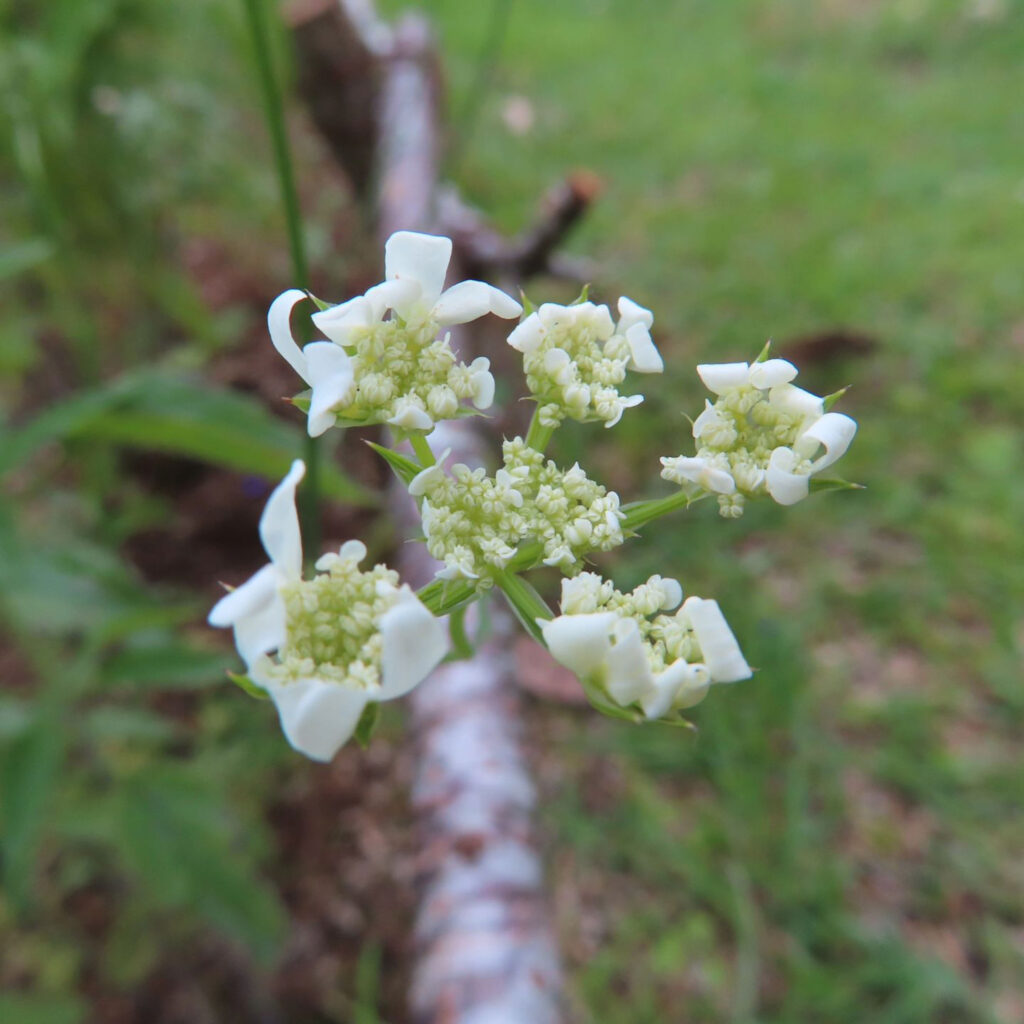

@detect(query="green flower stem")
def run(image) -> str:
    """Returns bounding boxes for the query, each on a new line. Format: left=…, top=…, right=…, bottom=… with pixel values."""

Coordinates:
left=241, top=0, right=321, bottom=562
left=410, top=433, right=436, bottom=466
left=448, top=604, right=473, bottom=659
left=621, top=490, right=694, bottom=532
left=493, top=568, right=552, bottom=643
left=417, top=577, right=477, bottom=617
left=524, top=408, right=555, bottom=453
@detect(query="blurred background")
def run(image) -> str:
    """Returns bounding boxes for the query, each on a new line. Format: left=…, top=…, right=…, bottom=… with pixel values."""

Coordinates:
left=2, top=0, right=1022, bottom=1021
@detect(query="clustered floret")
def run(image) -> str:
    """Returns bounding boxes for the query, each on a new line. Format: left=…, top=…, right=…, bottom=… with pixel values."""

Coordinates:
left=270, top=545, right=401, bottom=691
left=507, top=297, right=663, bottom=430
left=213, top=231, right=860, bottom=760
left=542, top=572, right=752, bottom=721
left=660, top=357, right=857, bottom=517
left=410, top=438, right=625, bottom=581
left=268, top=231, right=520, bottom=436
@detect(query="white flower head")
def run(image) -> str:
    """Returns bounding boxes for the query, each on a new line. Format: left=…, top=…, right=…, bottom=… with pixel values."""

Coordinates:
left=661, top=351, right=857, bottom=515
left=507, top=295, right=662, bottom=430
left=540, top=572, right=751, bottom=721
left=269, top=232, right=521, bottom=437
left=209, top=461, right=448, bottom=761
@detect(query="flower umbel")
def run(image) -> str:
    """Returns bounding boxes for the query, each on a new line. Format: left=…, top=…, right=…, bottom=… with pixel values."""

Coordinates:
left=541, top=572, right=751, bottom=720
left=409, top=439, right=625, bottom=582
left=269, top=231, right=521, bottom=436
left=209, top=461, right=448, bottom=760
left=660, top=355, right=857, bottom=517
left=508, top=296, right=662, bottom=430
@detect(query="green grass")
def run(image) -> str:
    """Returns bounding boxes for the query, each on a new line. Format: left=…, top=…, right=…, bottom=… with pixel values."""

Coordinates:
left=402, top=0, right=1024, bottom=1018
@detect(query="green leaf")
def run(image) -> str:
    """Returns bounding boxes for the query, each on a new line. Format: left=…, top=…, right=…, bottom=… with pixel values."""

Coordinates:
left=307, top=291, right=332, bottom=312
left=102, top=642, right=227, bottom=690
left=494, top=570, right=551, bottom=643
left=0, top=371, right=372, bottom=505
left=84, top=707, right=179, bottom=743
left=0, top=994, right=85, bottom=1024
left=353, top=702, right=379, bottom=748
left=0, top=237, right=54, bottom=280
left=416, top=576, right=478, bottom=616
left=578, top=676, right=645, bottom=723
left=823, top=386, right=850, bottom=412
left=571, top=283, right=591, bottom=304
left=0, top=711, right=65, bottom=909
left=519, top=289, right=535, bottom=315
left=809, top=477, right=865, bottom=494
left=227, top=671, right=271, bottom=700
left=366, top=441, right=421, bottom=486
left=753, top=339, right=773, bottom=363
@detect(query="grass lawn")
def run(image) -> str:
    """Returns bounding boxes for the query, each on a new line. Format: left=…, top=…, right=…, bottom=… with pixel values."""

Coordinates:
left=398, top=1, right=1024, bottom=1019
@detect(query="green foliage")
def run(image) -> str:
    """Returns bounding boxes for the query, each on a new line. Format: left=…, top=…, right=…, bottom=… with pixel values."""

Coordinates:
left=0, top=369, right=370, bottom=503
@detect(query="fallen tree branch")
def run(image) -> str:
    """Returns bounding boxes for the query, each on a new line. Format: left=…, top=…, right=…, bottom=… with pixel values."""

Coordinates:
left=291, top=5, right=573, bottom=1019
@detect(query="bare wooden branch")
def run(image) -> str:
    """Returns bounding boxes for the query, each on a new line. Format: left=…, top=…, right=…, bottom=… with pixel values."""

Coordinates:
left=438, top=174, right=601, bottom=285
left=376, top=14, right=443, bottom=239
left=288, top=0, right=385, bottom=197
left=289, top=4, right=578, bottom=1018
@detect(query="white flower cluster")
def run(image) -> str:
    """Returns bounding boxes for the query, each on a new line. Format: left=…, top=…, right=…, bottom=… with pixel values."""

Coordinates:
left=409, top=438, right=625, bottom=581
left=501, top=438, right=624, bottom=570
left=507, top=297, right=663, bottom=430
left=541, top=572, right=752, bottom=720
left=660, top=357, right=857, bottom=517
left=208, top=461, right=447, bottom=760
left=269, top=232, right=521, bottom=436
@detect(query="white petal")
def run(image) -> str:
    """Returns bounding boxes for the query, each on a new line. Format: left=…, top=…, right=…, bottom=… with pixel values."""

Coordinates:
left=541, top=612, right=616, bottom=678
left=624, top=322, right=664, bottom=373
left=765, top=447, right=810, bottom=505
left=377, top=586, right=449, bottom=699
left=507, top=314, right=544, bottom=353
left=310, top=295, right=374, bottom=346
left=641, top=662, right=711, bottom=718
left=660, top=455, right=736, bottom=495
left=384, top=231, right=452, bottom=307
left=409, top=447, right=451, bottom=497
left=387, top=400, right=434, bottom=432
left=683, top=597, right=751, bottom=683
left=697, top=362, right=750, bottom=394
left=691, top=399, right=721, bottom=440
left=471, top=368, right=495, bottom=410
left=339, top=539, right=367, bottom=563
left=603, top=393, right=643, bottom=428
left=798, top=412, right=857, bottom=472
left=259, top=460, right=306, bottom=577
left=604, top=618, right=654, bottom=706
left=362, top=278, right=419, bottom=320
left=641, top=661, right=699, bottom=720
left=748, top=358, right=797, bottom=389
left=303, top=342, right=356, bottom=437
left=268, top=289, right=310, bottom=383
left=266, top=677, right=369, bottom=762
left=659, top=578, right=684, bottom=610
left=209, top=562, right=278, bottom=627
left=232, top=592, right=287, bottom=667
left=433, top=280, right=522, bottom=326
left=769, top=384, right=823, bottom=421
left=617, top=295, right=654, bottom=331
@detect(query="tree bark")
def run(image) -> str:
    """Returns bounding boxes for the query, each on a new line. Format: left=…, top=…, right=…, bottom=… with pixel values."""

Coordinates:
left=291, top=5, right=567, bottom=1019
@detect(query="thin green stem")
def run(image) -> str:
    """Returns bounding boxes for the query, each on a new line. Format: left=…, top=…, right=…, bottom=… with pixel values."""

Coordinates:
left=241, top=0, right=321, bottom=561
left=409, top=433, right=436, bottom=467
left=524, top=408, right=555, bottom=453
left=448, top=605, right=473, bottom=659
left=621, top=490, right=694, bottom=532
left=493, top=568, right=552, bottom=643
